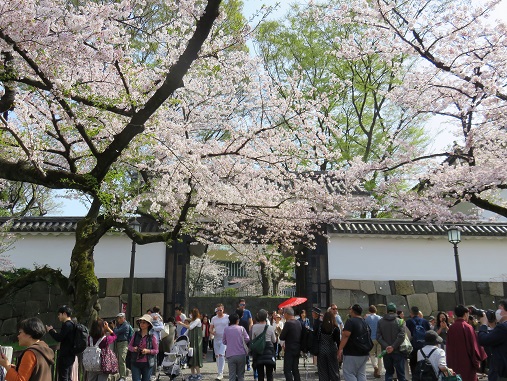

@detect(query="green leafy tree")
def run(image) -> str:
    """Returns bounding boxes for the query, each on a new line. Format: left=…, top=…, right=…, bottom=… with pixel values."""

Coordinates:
left=255, top=0, right=430, bottom=216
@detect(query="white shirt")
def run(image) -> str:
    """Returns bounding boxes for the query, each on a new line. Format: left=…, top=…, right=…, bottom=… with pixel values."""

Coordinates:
left=417, top=345, right=447, bottom=377
left=189, top=318, right=202, bottom=330
left=211, top=314, right=229, bottom=339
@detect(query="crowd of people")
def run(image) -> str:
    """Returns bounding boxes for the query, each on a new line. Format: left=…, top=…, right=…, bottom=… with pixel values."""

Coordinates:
left=1, top=299, right=507, bottom=381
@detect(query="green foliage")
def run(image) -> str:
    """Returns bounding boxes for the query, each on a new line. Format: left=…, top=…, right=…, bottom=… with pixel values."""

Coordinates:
left=0, top=267, right=31, bottom=284
left=0, top=182, right=60, bottom=217
left=255, top=0, right=431, bottom=216
left=222, top=287, right=238, bottom=297
left=256, top=1, right=430, bottom=165
left=0, top=266, right=69, bottom=296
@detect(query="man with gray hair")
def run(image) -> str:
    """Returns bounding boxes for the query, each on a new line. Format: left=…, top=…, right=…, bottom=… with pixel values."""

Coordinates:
left=279, top=307, right=302, bottom=381
left=113, top=312, right=132, bottom=381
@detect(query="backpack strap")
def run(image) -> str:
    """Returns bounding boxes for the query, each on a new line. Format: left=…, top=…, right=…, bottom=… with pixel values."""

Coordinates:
left=419, top=347, right=438, bottom=359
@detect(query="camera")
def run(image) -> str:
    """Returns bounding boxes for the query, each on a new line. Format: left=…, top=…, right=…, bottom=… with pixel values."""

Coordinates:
left=468, top=306, right=485, bottom=317
left=468, top=306, right=495, bottom=322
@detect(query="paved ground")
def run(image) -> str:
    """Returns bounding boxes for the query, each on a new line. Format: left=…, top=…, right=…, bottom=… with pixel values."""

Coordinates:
left=151, top=355, right=381, bottom=381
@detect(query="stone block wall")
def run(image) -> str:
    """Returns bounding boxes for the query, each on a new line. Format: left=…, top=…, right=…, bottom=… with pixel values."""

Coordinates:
left=0, top=275, right=164, bottom=344
left=330, top=279, right=506, bottom=318
left=97, top=278, right=164, bottom=320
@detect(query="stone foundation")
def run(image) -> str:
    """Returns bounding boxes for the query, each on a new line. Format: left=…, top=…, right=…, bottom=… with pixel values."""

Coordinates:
left=330, top=279, right=506, bottom=317
left=0, top=275, right=164, bottom=343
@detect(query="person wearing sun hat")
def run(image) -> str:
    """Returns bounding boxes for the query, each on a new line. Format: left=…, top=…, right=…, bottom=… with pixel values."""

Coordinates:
left=416, top=330, right=454, bottom=378
left=128, top=314, right=159, bottom=381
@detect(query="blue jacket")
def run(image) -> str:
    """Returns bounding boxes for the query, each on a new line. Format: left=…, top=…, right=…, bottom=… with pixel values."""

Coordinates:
left=113, top=321, right=131, bottom=342
left=478, top=322, right=507, bottom=377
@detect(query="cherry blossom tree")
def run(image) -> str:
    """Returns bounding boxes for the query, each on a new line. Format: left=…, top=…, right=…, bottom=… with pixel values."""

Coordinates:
left=320, top=0, right=507, bottom=221
left=0, top=0, right=371, bottom=323
left=188, top=254, right=228, bottom=296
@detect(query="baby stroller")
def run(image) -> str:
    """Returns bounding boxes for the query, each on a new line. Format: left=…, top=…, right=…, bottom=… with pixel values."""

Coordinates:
left=158, top=335, right=190, bottom=380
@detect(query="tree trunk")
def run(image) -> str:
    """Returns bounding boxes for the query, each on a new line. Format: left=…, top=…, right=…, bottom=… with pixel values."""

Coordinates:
left=259, top=261, right=270, bottom=296
left=272, top=279, right=280, bottom=296
left=68, top=217, right=106, bottom=326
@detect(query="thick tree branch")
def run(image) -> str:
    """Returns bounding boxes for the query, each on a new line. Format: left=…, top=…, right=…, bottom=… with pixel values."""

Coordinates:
left=469, top=194, right=507, bottom=217
left=0, top=158, right=95, bottom=193
left=91, top=0, right=222, bottom=182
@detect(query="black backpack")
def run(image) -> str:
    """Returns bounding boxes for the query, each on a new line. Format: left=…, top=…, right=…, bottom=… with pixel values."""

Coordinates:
left=354, top=319, right=374, bottom=354
left=413, top=348, right=438, bottom=381
left=71, top=322, right=89, bottom=355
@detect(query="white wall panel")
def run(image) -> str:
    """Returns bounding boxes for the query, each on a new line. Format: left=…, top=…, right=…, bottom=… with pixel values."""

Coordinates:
left=328, top=234, right=507, bottom=282
left=8, top=233, right=166, bottom=278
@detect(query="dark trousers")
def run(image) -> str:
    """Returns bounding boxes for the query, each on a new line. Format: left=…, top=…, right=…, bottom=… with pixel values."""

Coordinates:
left=283, top=353, right=301, bottom=381
left=383, top=353, right=406, bottom=381
left=57, top=362, right=73, bottom=381
left=409, top=348, right=418, bottom=375
left=131, top=363, right=153, bottom=381
left=256, top=364, right=275, bottom=381
left=203, top=337, right=209, bottom=355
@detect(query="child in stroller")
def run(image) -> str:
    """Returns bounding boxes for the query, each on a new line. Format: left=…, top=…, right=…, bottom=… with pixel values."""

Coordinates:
left=159, top=335, right=190, bottom=380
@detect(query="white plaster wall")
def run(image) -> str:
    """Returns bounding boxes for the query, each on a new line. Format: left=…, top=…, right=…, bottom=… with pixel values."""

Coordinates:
left=328, top=234, right=507, bottom=282
left=7, top=233, right=166, bottom=278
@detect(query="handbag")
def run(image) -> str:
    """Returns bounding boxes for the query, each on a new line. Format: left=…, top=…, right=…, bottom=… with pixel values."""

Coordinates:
left=440, top=368, right=462, bottom=381
left=101, top=344, right=119, bottom=374
left=160, top=323, right=170, bottom=340
left=399, top=334, right=413, bottom=356
left=398, top=320, right=413, bottom=356
left=250, top=325, right=268, bottom=355
left=241, top=327, right=249, bottom=354
left=441, top=376, right=462, bottom=381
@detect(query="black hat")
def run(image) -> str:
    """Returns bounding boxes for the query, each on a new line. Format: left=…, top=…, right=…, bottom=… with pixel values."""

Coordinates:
left=424, top=330, right=443, bottom=345
left=312, top=307, right=322, bottom=314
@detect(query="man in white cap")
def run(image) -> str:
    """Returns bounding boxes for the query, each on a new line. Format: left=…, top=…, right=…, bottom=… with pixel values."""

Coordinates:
left=113, top=312, right=132, bottom=381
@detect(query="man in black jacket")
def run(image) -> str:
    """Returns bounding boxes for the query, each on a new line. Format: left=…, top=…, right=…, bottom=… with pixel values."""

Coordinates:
left=377, top=303, right=406, bottom=381
left=280, top=307, right=302, bottom=381
left=478, top=299, right=507, bottom=380
left=46, top=305, right=76, bottom=381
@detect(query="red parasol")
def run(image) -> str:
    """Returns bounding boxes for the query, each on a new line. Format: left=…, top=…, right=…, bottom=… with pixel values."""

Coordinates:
left=278, top=297, right=307, bottom=309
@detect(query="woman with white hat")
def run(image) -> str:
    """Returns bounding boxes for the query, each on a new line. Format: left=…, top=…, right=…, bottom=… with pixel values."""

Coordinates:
left=128, top=314, right=159, bottom=381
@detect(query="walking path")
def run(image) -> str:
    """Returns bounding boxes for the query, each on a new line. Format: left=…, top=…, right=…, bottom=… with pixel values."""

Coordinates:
left=151, top=355, right=380, bottom=381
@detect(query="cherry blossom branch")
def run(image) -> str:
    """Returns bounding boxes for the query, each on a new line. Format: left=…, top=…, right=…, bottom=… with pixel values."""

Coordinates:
left=91, top=0, right=222, bottom=182
left=0, top=30, right=100, bottom=157
left=13, top=76, right=133, bottom=117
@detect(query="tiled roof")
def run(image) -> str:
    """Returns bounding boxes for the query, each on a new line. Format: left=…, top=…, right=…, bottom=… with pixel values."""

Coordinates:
left=2, top=217, right=506, bottom=237
left=329, top=219, right=507, bottom=237
left=0, top=217, right=160, bottom=233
